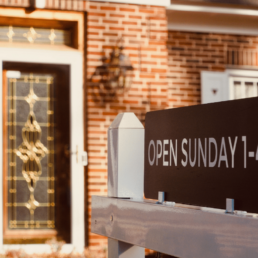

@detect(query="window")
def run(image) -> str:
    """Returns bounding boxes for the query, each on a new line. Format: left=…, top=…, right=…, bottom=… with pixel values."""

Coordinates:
left=229, top=76, right=258, bottom=100
left=201, top=69, right=258, bottom=104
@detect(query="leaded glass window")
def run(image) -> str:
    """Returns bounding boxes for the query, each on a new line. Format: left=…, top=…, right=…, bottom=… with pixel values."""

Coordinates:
left=0, top=26, right=71, bottom=46
left=6, top=73, right=55, bottom=230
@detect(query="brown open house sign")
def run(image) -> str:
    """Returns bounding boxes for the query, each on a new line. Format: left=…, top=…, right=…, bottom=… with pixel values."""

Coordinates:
left=144, top=97, right=258, bottom=213
left=92, top=98, right=258, bottom=258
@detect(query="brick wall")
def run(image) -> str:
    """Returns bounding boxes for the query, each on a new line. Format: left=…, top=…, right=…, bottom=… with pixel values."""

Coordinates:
left=86, top=1, right=168, bottom=249
left=167, top=31, right=258, bottom=107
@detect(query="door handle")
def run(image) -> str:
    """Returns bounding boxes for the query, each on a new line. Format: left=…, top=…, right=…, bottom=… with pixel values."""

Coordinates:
left=64, top=145, right=87, bottom=166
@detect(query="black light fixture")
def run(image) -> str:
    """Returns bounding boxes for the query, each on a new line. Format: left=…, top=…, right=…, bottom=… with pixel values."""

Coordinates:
left=90, top=38, right=134, bottom=102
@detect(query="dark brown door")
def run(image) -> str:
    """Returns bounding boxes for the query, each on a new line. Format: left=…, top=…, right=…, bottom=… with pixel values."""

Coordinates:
left=3, top=62, right=71, bottom=244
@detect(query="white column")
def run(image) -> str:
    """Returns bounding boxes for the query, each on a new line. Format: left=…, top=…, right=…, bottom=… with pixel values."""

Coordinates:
left=35, top=0, right=46, bottom=8
left=70, top=53, right=84, bottom=253
left=107, top=113, right=145, bottom=258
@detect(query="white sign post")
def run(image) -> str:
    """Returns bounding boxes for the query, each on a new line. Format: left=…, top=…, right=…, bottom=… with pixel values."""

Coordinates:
left=107, top=113, right=145, bottom=258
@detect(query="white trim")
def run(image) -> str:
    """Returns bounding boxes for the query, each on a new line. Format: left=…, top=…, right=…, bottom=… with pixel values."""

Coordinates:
left=202, top=69, right=258, bottom=104
left=226, top=69, right=258, bottom=100
left=2, top=244, right=74, bottom=254
left=167, top=4, right=258, bottom=16
left=167, top=7, right=258, bottom=36
left=225, top=69, right=258, bottom=78
left=0, top=47, right=84, bottom=253
left=90, top=0, right=170, bottom=6
left=229, top=76, right=258, bottom=100
left=6, top=71, right=21, bottom=79
left=201, top=71, right=228, bottom=104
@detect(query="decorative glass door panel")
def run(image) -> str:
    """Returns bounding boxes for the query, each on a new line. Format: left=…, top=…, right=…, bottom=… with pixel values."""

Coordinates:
left=3, top=63, right=71, bottom=244
left=7, top=73, right=55, bottom=230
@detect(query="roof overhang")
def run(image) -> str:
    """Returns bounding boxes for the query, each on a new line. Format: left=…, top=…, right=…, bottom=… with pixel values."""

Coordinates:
left=167, top=2, right=258, bottom=35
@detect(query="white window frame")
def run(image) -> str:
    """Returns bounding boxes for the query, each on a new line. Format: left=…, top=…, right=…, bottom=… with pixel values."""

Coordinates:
left=0, top=47, right=85, bottom=253
left=201, top=69, right=258, bottom=104
left=226, top=69, right=258, bottom=100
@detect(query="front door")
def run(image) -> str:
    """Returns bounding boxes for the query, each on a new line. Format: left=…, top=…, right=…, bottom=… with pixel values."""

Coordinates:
left=3, top=62, right=71, bottom=244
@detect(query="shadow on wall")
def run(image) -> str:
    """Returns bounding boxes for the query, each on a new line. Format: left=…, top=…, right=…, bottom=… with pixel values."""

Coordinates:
left=88, top=38, right=133, bottom=105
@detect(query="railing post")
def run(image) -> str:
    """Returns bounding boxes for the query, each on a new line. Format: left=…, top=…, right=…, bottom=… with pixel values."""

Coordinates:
left=108, top=112, right=145, bottom=258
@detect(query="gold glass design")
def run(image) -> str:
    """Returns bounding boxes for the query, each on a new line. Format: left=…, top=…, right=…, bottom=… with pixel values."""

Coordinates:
left=7, top=73, right=55, bottom=229
left=0, top=26, right=71, bottom=46
left=6, top=26, right=15, bottom=42
left=23, top=27, right=41, bottom=43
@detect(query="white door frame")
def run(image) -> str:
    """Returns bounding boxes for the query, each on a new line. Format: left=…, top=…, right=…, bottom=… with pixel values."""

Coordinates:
left=0, top=46, right=84, bottom=253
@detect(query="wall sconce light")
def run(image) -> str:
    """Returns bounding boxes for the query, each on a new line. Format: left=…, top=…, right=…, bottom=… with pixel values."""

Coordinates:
left=90, top=39, right=134, bottom=102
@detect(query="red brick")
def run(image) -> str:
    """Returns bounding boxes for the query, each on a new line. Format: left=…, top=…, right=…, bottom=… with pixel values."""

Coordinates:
left=139, top=8, right=155, bottom=14
left=129, top=15, right=142, bottom=19
left=88, top=31, right=99, bottom=36
left=88, top=25, right=105, bottom=30
left=149, top=41, right=166, bottom=46
left=100, top=6, right=116, bottom=10
left=141, top=61, right=157, bottom=65
left=140, top=74, right=155, bottom=79
left=88, top=38, right=105, bottom=42
left=151, top=68, right=166, bottom=73
left=89, top=5, right=97, bottom=9
left=109, top=27, right=124, bottom=31
left=88, top=19, right=98, bottom=23
left=122, top=34, right=137, bottom=38
left=122, top=21, right=137, bottom=25
left=151, top=55, right=167, bottom=59
left=103, top=33, right=118, bottom=37
left=103, top=112, right=118, bottom=116
left=88, top=12, right=106, bottom=17
left=141, top=47, right=157, bottom=51
left=123, top=100, right=139, bottom=104
left=103, top=19, right=118, bottom=24
left=110, top=13, right=125, bottom=18
left=128, top=28, right=142, bottom=32
left=120, top=7, right=135, bottom=12
left=88, top=51, right=103, bottom=56
left=124, top=47, right=138, bottom=51
left=88, top=45, right=99, bottom=48
left=110, top=106, right=127, bottom=110
left=149, top=16, right=166, bottom=21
